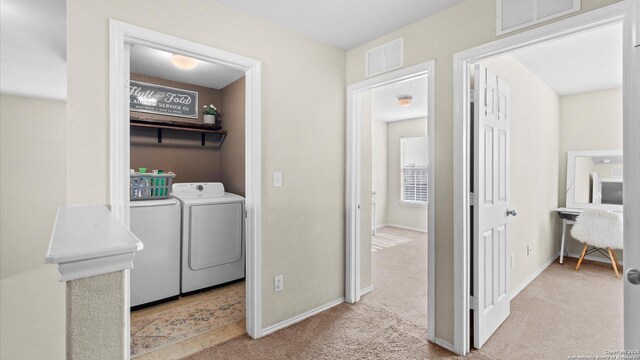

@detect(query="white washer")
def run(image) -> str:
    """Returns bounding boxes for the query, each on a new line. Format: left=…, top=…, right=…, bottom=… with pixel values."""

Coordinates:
left=130, top=198, right=181, bottom=307
left=172, top=182, right=245, bottom=293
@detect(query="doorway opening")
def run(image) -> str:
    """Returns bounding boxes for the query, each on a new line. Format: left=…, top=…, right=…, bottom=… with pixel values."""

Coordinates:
left=109, top=20, right=262, bottom=358
left=345, top=61, right=436, bottom=341
left=127, top=43, right=248, bottom=358
left=453, top=2, right=638, bottom=356
left=368, top=75, right=429, bottom=328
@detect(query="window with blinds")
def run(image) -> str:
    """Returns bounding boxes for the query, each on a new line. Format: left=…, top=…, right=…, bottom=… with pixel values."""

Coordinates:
left=400, top=136, right=428, bottom=205
left=402, top=165, right=428, bottom=203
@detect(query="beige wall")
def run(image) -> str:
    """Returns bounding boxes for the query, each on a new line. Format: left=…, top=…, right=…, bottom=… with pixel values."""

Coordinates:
left=0, top=94, right=66, bottom=359
left=220, top=77, right=246, bottom=196
left=559, top=87, right=623, bottom=259
left=67, top=0, right=345, bottom=330
left=386, top=118, right=428, bottom=231
left=481, top=55, right=560, bottom=293
left=372, top=120, right=388, bottom=228
left=346, top=0, right=619, bottom=343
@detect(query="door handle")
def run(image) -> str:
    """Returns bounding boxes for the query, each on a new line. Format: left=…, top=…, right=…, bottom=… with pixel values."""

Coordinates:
left=627, top=268, right=640, bottom=285
left=506, top=209, right=517, bottom=217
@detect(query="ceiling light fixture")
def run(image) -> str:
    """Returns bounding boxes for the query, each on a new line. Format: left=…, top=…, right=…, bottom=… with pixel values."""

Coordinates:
left=398, top=95, right=413, bottom=107
left=171, top=54, right=198, bottom=70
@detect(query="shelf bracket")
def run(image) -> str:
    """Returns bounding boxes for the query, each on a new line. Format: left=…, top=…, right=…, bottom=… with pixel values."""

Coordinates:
left=157, top=128, right=163, bottom=143
left=218, top=133, right=227, bottom=148
left=201, top=132, right=206, bottom=146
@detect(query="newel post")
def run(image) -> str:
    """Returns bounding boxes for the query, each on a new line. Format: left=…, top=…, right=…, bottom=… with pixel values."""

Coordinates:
left=46, top=205, right=142, bottom=360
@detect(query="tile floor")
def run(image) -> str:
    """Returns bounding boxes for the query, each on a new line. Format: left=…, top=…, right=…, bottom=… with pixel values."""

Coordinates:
left=131, top=281, right=246, bottom=360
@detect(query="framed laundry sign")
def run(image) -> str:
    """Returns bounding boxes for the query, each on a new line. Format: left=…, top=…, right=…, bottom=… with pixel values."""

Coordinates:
left=129, top=81, right=198, bottom=119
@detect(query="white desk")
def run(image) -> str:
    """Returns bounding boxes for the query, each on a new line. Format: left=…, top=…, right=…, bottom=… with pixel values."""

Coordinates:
left=554, top=207, right=584, bottom=264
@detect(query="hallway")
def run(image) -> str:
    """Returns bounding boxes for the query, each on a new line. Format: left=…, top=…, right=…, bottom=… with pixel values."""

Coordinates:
left=186, top=228, right=622, bottom=359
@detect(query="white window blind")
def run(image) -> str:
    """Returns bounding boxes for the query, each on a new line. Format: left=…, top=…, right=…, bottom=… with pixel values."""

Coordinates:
left=401, top=136, right=428, bottom=204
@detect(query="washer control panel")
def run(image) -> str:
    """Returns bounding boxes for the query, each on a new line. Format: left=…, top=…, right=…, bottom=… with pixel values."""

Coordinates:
left=172, top=182, right=225, bottom=197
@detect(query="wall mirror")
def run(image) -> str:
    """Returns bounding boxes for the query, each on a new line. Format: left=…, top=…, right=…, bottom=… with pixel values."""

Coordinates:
left=566, top=150, right=623, bottom=211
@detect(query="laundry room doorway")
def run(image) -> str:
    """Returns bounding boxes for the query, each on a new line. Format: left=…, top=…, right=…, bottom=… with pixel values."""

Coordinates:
left=109, top=20, right=262, bottom=359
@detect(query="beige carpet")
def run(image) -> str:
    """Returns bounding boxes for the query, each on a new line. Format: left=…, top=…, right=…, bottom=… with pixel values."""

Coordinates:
left=473, top=257, right=623, bottom=360
left=186, top=228, right=623, bottom=359
left=131, top=282, right=245, bottom=357
left=367, top=227, right=428, bottom=329
left=371, top=231, right=415, bottom=252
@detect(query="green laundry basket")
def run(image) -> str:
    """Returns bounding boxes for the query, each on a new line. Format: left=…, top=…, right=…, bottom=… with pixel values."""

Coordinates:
left=130, top=172, right=175, bottom=200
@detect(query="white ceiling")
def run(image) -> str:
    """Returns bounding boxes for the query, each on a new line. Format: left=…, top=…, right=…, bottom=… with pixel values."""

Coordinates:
left=0, top=0, right=66, bottom=100
left=371, top=75, right=427, bottom=122
left=213, top=0, right=465, bottom=50
left=0, top=0, right=622, bottom=100
left=130, top=46, right=245, bottom=90
left=510, top=23, right=622, bottom=96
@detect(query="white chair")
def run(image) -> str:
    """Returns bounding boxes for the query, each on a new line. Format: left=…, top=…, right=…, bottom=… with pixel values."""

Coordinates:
left=570, top=209, right=623, bottom=278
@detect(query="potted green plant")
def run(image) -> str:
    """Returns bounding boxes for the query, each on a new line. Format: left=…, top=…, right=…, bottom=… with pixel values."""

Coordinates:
left=203, top=104, right=218, bottom=125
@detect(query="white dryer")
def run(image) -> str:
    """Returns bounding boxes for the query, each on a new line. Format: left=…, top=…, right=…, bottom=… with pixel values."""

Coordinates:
left=172, top=182, right=245, bottom=293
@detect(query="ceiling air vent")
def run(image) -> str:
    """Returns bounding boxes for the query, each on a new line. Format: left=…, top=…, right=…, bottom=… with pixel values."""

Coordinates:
left=497, top=0, right=580, bottom=36
left=365, top=38, right=403, bottom=78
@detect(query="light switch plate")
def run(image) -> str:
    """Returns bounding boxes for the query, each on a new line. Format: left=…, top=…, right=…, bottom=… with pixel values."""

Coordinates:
left=273, top=171, right=283, bottom=188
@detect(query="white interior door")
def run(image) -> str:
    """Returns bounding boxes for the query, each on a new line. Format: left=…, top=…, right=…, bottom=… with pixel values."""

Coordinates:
left=473, top=64, right=511, bottom=349
left=624, top=40, right=640, bottom=350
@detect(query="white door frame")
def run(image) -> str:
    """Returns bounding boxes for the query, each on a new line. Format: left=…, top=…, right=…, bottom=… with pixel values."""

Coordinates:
left=109, top=20, right=263, bottom=343
left=345, top=61, right=436, bottom=341
left=453, top=1, right=638, bottom=355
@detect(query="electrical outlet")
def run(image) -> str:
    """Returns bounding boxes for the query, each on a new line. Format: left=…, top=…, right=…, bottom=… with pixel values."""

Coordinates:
left=511, top=254, right=514, bottom=268
left=273, top=171, right=283, bottom=188
left=274, top=275, right=284, bottom=292
left=527, top=245, right=532, bottom=256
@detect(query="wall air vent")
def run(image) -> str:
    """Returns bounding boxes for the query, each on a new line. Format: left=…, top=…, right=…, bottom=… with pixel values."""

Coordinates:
left=497, top=0, right=580, bottom=36
left=365, top=38, right=403, bottom=78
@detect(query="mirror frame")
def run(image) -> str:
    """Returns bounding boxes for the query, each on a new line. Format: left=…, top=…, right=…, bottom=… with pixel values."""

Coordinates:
left=566, top=149, right=623, bottom=212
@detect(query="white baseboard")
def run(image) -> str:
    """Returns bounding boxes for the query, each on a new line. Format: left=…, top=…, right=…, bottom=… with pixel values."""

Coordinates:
left=510, top=254, right=558, bottom=300
left=565, top=251, right=622, bottom=266
left=433, top=337, right=456, bottom=353
left=379, top=223, right=427, bottom=233
left=360, top=285, right=374, bottom=296
left=260, top=297, right=344, bottom=337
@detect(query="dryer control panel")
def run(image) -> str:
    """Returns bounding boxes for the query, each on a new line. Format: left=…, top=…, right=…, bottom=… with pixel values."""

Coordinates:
left=172, top=182, right=225, bottom=197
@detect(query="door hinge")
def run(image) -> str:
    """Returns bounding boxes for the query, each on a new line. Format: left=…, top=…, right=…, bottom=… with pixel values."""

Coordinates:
left=469, top=192, right=477, bottom=206
left=244, top=209, right=248, bottom=219
left=470, top=89, right=478, bottom=103
left=469, top=295, right=478, bottom=310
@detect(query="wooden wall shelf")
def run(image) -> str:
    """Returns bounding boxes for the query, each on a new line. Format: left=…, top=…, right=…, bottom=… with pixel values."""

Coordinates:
left=130, top=118, right=227, bottom=147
